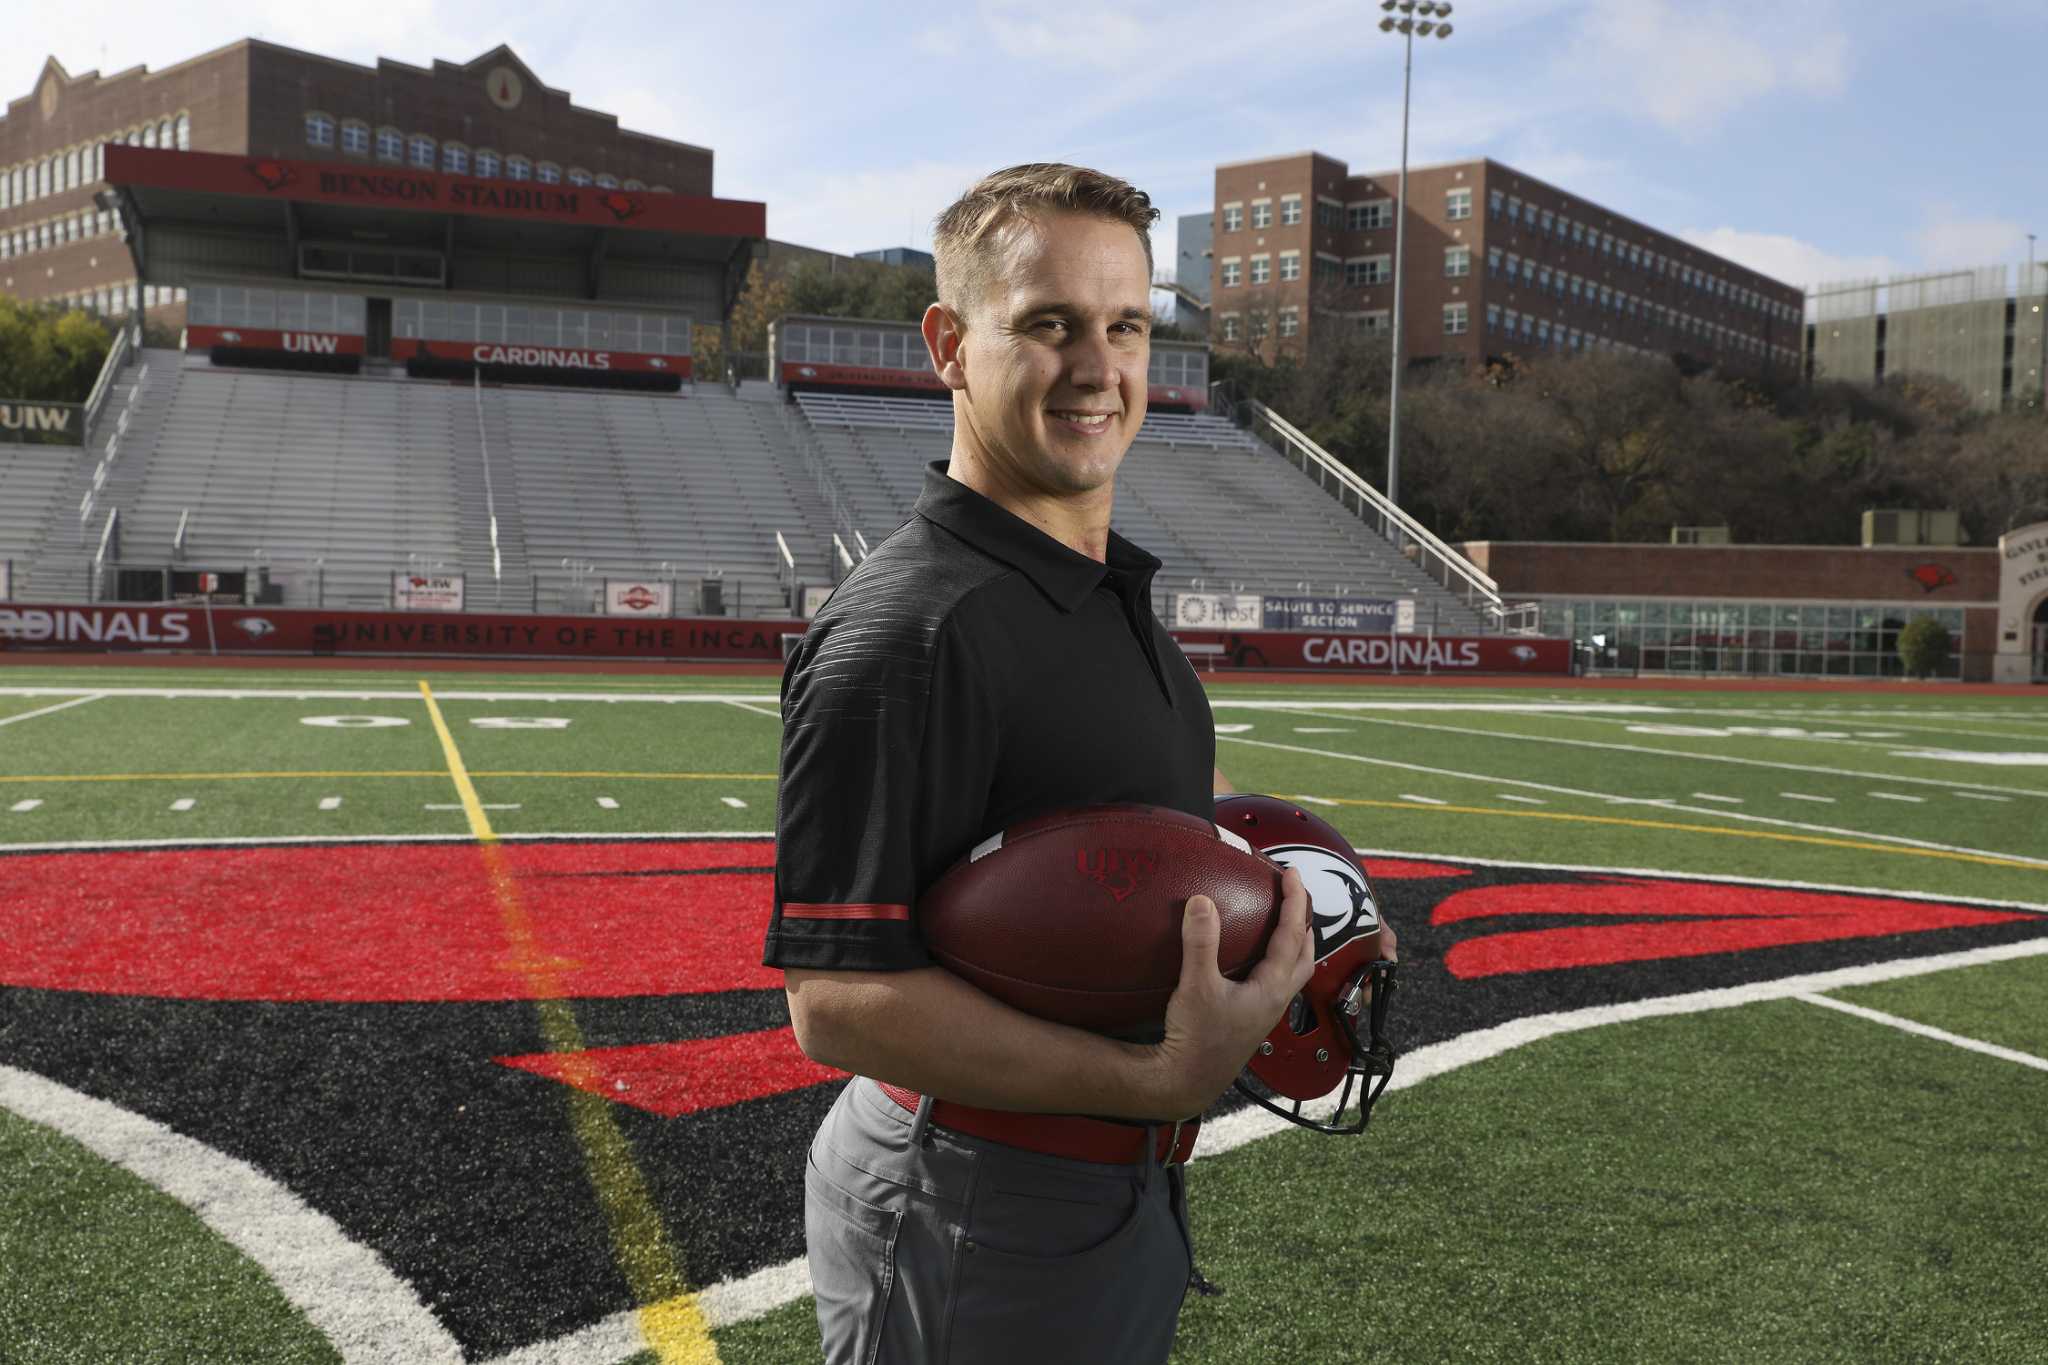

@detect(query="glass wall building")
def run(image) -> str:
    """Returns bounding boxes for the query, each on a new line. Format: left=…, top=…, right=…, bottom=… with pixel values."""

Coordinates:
left=1536, top=597, right=1968, bottom=680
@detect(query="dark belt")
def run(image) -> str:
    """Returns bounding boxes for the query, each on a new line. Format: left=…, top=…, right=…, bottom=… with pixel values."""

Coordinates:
left=876, top=1081, right=1199, bottom=1166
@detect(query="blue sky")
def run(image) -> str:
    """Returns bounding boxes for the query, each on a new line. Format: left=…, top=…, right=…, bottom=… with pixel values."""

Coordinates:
left=9, top=1, right=2046, bottom=297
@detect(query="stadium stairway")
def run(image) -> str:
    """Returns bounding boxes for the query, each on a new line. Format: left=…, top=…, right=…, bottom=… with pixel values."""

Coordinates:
left=14, top=350, right=180, bottom=602
left=788, top=392, right=1487, bottom=631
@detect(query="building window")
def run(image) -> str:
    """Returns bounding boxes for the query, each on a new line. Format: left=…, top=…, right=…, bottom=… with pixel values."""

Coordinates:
left=568, top=167, right=593, bottom=187
left=1251, top=199, right=1272, bottom=229
left=1488, top=189, right=1504, bottom=218
left=475, top=148, right=501, bottom=178
left=375, top=127, right=403, bottom=162
left=1279, top=250, right=1301, bottom=282
left=1359, top=310, right=1391, bottom=337
left=1249, top=312, right=1269, bottom=341
left=305, top=112, right=335, bottom=147
left=142, top=123, right=157, bottom=149
left=409, top=135, right=435, bottom=168
left=1522, top=202, right=1539, bottom=228
left=1316, top=200, right=1341, bottom=229
left=537, top=162, right=561, bottom=184
left=1280, top=195, right=1302, bottom=226
left=1220, top=259, right=1242, bottom=288
left=1222, top=202, right=1243, bottom=232
left=1540, top=209, right=1555, bottom=236
left=1347, top=199, right=1393, bottom=231
left=506, top=156, right=532, bottom=181
left=1486, top=247, right=1502, bottom=277
left=442, top=143, right=470, bottom=175
left=1345, top=256, right=1391, bottom=287
left=341, top=121, right=370, bottom=155
left=1445, top=303, right=1469, bottom=335
left=1249, top=254, right=1271, bottom=286
left=1521, top=258, right=1536, bottom=285
left=595, top=174, right=619, bottom=188
left=1485, top=303, right=1501, bottom=331
left=1279, top=308, right=1300, bottom=338
left=1601, top=233, right=1615, bottom=255
left=175, top=113, right=190, bottom=149
left=1221, top=314, right=1241, bottom=342
left=1446, top=187, right=1472, bottom=220
left=1446, top=246, right=1470, bottom=278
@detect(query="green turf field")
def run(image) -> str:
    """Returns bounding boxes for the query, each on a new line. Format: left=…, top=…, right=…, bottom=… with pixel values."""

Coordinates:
left=1, top=663, right=2043, bottom=1364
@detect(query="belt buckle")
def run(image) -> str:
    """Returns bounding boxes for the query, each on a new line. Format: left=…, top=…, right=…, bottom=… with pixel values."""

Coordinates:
left=1163, top=1118, right=1189, bottom=1167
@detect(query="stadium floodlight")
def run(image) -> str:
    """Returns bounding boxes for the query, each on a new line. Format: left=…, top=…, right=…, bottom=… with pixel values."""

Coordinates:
left=1377, top=0, right=1458, bottom=524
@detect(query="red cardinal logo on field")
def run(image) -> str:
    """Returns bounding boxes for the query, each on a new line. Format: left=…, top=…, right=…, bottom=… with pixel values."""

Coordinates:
left=1906, top=563, right=1956, bottom=593
left=599, top=191, right=644, bottom=223
left=247, top=160, right=296, bottom=192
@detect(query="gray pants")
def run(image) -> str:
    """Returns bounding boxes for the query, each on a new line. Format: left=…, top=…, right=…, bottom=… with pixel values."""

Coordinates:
left=805, top=1077, right=1194, bottom=1365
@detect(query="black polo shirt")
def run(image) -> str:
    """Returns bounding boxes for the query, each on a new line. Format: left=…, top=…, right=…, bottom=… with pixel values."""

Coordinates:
left=764, top=462, right=1216, bottom=973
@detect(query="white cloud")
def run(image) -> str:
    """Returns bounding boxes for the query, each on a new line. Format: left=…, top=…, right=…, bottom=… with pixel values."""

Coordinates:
left=766, top=161, right=986, bottom=256
left=1556, top=0, right=1851, bottom=134
left=1678, top=227, right=1897, bottom=290
left=1912, top=208, right=2033, bottom=272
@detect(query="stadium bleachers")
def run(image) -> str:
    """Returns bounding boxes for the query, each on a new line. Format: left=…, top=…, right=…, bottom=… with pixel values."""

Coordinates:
left=790, top=391, right=1486, bottom=629
left=6, top=352, right=1488, bottom=633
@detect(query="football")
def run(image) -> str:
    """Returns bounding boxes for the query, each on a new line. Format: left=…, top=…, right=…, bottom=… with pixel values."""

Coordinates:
left=919, top=803, right=1285, bottom=1031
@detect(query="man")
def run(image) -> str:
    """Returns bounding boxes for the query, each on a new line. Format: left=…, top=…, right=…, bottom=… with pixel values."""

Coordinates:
left=764, top=164, right=1315, bottom=1364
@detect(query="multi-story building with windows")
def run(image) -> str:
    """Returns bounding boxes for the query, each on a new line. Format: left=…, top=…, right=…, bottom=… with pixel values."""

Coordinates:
left=1210, top=152, right=1804, bottom=372
left=2, top=41, right=716, bottom=331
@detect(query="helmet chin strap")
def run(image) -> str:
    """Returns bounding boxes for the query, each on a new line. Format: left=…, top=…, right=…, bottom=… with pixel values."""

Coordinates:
left=1233, top=959, right=1400, bottom=1137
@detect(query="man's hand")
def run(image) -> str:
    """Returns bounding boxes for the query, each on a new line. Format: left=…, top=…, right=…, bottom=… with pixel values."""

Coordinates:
left=1148, top=865, right=1316, bottom=1118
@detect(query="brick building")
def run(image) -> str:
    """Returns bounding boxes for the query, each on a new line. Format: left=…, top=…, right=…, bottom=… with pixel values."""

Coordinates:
left=1, top=41, right=717, bottom=331
left=1210, top=152, right=1804, bottom=373
left=1462, top=541, right=1999, bottom=681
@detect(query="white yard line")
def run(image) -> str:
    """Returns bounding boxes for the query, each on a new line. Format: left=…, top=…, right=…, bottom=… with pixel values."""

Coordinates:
left=1955, top=792, right=2011, bottom=802
left=1870, top=792, right=1926, bottom=803
left=1263, top=704, right=2048, bottom=802
left=1692, top=793, right=1743, bottom=804
left=0, top=1064, right=465, bottom=1364
left=169, top=798, right=195, bottom=812
left=1796, top=993, right=2048, bottom=1073
left=1782, top=793, right=1835, bottom=803
left=721, top=698, right=783, bottom=721
left=1399, top=794, right=1447, bottom=806
left=9, top=799, right=42, bottom=813
left=596, top=797, right=619, bottom=810
left=319, top=797, right=343, bottom=811
left=1495, top=794, right=1547, bottom=805
left=0, top=693, right=104, bottom=727
left=720, top=797, right=749, bottom=809
left=1215, top=734, right=2048, bottom=869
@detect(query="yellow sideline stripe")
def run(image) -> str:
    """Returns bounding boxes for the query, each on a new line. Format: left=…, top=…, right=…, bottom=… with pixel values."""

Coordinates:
left=417, top=682, right=719, bottom=1364
left=1312, top=796, right=2045, bottom=872
left=0, top=769, right=774, bottom=783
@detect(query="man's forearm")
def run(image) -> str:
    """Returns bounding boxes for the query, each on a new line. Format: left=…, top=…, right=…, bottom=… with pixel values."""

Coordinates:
left=785, top=966, right=1183, bottom=1121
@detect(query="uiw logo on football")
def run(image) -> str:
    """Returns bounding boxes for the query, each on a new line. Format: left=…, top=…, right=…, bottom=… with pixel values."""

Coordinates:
left=1076, top=848, right=1160, bottom=902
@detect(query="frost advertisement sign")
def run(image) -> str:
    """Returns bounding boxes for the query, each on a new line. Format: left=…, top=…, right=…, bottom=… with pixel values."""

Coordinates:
left=603, top=581, right=673, bottom=616
left=1262, top=595, right=1398, bottom=631
left=392, top=573, right=465, bottom=612
left=1172, top=593, right=1264, bottom=629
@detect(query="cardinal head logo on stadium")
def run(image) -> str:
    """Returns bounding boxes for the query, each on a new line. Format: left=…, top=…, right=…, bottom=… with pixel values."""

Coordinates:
left=246, top=159, right=297, bottom=192
left=599, top=191, right=645, bottom=224
left=1906, top=563, right=1957, bottom=593
left=233, top=617, right=276, bottom=638
left=617, top=586, right=659, bottom=612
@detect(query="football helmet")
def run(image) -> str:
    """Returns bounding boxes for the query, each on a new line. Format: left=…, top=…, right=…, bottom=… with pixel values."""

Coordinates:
left=1215, top=794, right=1398, bottom=1136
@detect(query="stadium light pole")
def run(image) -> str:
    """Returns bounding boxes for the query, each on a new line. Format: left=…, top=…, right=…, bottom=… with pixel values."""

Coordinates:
left=1377, top=0, right=1453, bottom=525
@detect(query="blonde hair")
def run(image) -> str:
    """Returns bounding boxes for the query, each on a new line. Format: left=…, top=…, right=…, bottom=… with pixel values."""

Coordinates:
left=931, top=163, right=1158, bottom=318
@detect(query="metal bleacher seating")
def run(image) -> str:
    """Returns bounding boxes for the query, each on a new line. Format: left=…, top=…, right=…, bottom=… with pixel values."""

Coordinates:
left=96, top=361, right=468, bottom=607
left=791, top=391, right=1485, bottom=628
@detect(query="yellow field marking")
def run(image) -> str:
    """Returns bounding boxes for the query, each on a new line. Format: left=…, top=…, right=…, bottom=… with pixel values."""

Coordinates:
left=1313, top=796, right=2046, bottom=872
left=418, top=682, right=719, bottom=1364
left=0, top=770, right=774, bottom=783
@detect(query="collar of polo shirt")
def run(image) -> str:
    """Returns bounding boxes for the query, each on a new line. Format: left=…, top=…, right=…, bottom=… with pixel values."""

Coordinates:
left=913, top=463, right=1160, bottom=614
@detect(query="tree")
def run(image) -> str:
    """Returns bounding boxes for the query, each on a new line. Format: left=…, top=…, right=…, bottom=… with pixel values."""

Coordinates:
left=1896, top=616, right=1952, bottom=679
left=0, top=297, right=112, bottom=403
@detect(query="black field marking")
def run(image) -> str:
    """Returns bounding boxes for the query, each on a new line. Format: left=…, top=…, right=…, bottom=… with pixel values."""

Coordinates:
left=4, top=845, right=2046, bottom=1359
left=0, top=986, right=805, bottom=1359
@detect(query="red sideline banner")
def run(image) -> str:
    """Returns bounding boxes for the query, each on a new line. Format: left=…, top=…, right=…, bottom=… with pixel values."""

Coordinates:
left=0, top=604, right=801, bottom=661
left=0, top=603, right=1567, bottom=672
left=187, top=325, right=366, bottom=356
left=1171, top=630, right=1572, bottom=674
left=396, top=338, right=692, bottom=378
left=779, top=361, right=1207, bottom=411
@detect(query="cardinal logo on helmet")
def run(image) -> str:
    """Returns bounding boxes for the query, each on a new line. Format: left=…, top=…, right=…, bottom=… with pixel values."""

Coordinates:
left=1264, top=843, right=1380, bottom=960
